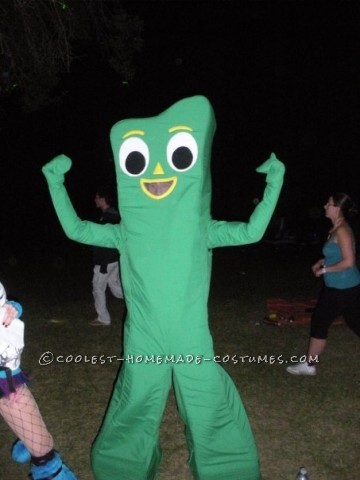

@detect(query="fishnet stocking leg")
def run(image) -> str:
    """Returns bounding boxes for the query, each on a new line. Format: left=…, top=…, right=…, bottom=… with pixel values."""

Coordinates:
left=0, top=384, right=54, bottom=457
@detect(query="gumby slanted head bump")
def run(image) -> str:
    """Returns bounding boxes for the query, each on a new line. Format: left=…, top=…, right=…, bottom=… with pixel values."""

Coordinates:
left=111, top=95, right=215, bottom=213
left=42, top=95, right=285, bottom=480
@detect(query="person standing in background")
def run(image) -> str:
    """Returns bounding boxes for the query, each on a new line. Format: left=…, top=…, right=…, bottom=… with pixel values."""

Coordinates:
left=287, top=192, right=360, bottom=375
left=89, top=189, right=124, bottom=326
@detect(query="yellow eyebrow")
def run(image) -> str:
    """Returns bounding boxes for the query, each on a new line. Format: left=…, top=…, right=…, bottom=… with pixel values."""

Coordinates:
left=168, top=125, right=193, bottom=133
left=122, top=130, right=145, bottom=139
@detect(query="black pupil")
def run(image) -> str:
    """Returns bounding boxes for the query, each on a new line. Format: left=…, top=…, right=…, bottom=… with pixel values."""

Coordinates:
left=172, top=146, right=193, bottom=170
left=126, top=151, right=146, bottom=175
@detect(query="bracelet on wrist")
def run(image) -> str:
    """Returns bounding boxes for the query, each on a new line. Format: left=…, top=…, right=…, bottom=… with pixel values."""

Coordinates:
left=322, top=265, right=327, bottom=274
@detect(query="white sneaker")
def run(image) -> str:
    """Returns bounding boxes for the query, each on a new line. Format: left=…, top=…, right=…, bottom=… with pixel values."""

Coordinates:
left=286, top=362, right=316, bottom=376
left=89, top=319, right=111, bottom=326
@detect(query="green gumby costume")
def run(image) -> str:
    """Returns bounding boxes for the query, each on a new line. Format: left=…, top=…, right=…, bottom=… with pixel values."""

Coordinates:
left=42, top=96, right=285, bottom=480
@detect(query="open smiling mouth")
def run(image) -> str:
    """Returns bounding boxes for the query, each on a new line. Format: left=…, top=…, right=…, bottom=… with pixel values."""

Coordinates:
left=140, top=177, right=177, bottom=200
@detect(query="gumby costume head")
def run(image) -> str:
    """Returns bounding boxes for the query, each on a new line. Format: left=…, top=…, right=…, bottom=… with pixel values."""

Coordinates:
left=42, top=95, right=285, bottom=480
left=112, top=94, right=214, bottom=206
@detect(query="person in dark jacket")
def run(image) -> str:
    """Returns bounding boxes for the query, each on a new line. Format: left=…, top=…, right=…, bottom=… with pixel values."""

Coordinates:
left=89, top=189, right=123, bottom=326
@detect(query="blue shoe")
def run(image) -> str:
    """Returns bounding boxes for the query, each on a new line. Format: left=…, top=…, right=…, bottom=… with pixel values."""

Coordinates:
left=30, top=451, right=77, bottom=480
left=12, top=441, right=77, bottom=480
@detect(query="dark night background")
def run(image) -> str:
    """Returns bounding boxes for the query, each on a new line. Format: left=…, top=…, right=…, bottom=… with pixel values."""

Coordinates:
left=2, top=0, right=360, bottom=262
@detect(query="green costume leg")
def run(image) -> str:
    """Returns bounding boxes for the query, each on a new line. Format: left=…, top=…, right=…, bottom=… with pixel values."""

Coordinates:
left=91, top=361, right=172, bottom=480
left=173, top=362, right=261, bottom=480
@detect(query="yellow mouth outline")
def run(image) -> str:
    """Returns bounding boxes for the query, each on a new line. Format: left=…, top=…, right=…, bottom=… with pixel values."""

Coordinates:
left=140, top=177, right=178, bottom=200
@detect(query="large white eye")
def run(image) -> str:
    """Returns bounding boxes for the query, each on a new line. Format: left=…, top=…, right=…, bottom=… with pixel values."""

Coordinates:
left=167, top=132, right=198, bottom=172
left=119, top=137, right=149, bottom=177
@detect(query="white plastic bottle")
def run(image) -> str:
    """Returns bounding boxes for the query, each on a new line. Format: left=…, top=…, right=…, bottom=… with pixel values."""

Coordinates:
left=295, top=466, right=309, bottom=480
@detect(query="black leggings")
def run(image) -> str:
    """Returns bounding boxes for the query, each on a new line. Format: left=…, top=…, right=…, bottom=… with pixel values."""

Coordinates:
left=311, top=284, right=360, bottom=339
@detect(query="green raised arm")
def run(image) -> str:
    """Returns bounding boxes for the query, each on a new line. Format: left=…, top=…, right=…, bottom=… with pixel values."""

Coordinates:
left=42, top=154, right=121, bottom=250
left=208, top=152, right=285, bottom=247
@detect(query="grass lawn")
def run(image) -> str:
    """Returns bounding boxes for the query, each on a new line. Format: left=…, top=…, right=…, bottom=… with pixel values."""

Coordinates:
left=0, top=243, right=359, bottom=479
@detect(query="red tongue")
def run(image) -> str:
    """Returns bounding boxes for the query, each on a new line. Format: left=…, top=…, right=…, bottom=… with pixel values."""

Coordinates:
left=147, top=181, right=172, bottom=196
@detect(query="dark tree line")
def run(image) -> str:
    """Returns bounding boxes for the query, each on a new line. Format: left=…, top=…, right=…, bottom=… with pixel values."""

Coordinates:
left=0, top=0, right=143, bottom=113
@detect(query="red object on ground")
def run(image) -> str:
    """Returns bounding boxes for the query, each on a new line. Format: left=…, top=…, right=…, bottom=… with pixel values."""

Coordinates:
left=264, top=298, right=344, bottom=326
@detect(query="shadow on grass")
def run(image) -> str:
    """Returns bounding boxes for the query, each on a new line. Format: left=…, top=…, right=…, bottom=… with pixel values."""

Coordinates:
left=0, top=243, right=358, bottom=479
